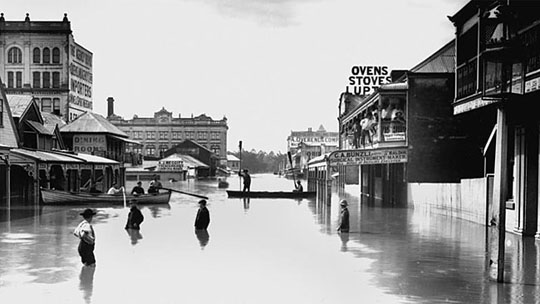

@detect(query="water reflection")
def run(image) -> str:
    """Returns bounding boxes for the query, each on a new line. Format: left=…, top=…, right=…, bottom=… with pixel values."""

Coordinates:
left=195, top=229, right=210, bottom=249
left=79, top=265, right=96, bottom=304
left=243, top=197, right=250, bottom=212
left=125, top=228, right=143, bottom=245
left=338, top=232, right=349, bottom=252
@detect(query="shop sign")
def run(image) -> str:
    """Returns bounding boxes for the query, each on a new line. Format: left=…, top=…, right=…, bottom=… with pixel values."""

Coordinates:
left=158, top=160, right=184, bottom=171
left=345, top=66, right=391, bottom=95
left=525, top=75, right=540, bottom=93
left=66, top=164, right=79, bottom=170
left=80, top=164, right=93, bottom=170
left=328, top=148, right=407, bottom=165
left=73, top=134, right=106, bottom=153
left=453, top=96, right=500, bottom=114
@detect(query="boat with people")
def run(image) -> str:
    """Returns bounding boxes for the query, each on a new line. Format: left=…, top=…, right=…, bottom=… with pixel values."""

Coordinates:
left=226, top=190, right=316, bottom=199
left=40, top=188, right=172, bottom=205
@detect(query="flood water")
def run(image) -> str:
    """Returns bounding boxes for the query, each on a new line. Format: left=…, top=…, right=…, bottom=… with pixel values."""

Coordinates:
left=1, top=174, right=540, bottom=303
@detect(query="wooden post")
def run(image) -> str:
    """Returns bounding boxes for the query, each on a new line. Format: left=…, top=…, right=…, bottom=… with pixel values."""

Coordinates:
left=238, top=141, right=242, bottom=190
left=489, top=106, right=509, bottom=282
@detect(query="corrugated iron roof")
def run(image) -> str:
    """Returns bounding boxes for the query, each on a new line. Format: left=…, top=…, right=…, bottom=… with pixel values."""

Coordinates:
left=26, top=120, right=54, bottom=135
left=7, top=95, right=33, bottom=118
left=11, top=149, right=84, bottom=163
left=60, top=111, right=128, bottom=137
left=227, top=154, right=240, bottom=161
left=410, top=40, right=455, bottom=73
left=42, top=113, right=66, bottom=133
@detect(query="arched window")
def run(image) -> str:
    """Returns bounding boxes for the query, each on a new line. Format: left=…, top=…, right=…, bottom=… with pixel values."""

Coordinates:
left=7, top=47, right=22, bottom=64
left=43, top=47, right=50, bottom=64
left=52, top=47, right=60, bottom=64
left=33, top=48, right=41, bottom=63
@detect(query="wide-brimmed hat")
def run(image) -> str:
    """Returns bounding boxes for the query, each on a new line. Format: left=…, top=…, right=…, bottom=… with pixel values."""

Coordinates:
left=340, top=200, right=348, bottom=207
left=80, top=208, right=97, bottom=217
left=198, top=199, right=207, bottom=206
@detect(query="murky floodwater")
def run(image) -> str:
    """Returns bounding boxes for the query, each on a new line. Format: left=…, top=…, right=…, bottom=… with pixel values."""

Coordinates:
left=1, top=174, right=540, bottom=303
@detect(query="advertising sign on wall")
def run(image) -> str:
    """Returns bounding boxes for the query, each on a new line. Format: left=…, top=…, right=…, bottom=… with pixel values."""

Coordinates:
left=328, top=148, right=408, bottom=166
left=73, top=134, right=106, bottom=153
left=68, top=40, right=93, bottom=118
left=345, top=66, right=391, bottom=95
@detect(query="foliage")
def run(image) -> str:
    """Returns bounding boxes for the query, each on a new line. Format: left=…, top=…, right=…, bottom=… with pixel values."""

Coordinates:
left=230, top=149, right=287, bottom=173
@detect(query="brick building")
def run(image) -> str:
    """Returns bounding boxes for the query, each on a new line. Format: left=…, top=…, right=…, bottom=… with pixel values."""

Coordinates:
left=107, top=98, right=228, bottom=164
left=0, top=13, right=93, bottom=122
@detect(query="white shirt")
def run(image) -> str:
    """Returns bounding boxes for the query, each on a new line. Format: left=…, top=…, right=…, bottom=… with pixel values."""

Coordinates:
left=107, top=187, right=121, bottom=195
left=73, top=220, right=95, bottom=244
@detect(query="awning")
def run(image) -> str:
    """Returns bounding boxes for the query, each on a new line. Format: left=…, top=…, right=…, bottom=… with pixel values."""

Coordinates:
left=109, top=135, right=142, bottom=146
left=10, top=149, right=119, bottom=165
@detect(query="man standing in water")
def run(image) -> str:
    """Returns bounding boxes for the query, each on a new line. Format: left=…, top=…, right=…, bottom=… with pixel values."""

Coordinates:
left=74, top=209, right=97, bottom=266
left=194, top=199, right=210, bottom=230
left=337, top=200, right=350, bottom=233
left=239, top=169, right=251, bottom=192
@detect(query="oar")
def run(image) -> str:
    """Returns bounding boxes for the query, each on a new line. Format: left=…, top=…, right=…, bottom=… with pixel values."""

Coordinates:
left=287, top=151, right=296, bottom=187
left=160, top=187, right=209, bottom=200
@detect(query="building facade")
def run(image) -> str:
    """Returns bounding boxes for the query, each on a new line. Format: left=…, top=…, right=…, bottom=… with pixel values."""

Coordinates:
left=449, top=1, right=540, bottom=237
left=286, top=125, right=338, bottom=175
left=108, top=100, right=228, bottom=164
left=0, top=13, right=93, bottom=122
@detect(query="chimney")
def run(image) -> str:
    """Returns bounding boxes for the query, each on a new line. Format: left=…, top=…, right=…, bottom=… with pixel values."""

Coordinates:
left=107, top=97, right=114, bottom=117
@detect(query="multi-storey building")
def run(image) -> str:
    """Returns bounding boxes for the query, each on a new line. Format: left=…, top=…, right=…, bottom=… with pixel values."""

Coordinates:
left=0, top=13, right=93, bottom=122
left=107, top=98, right=228, bottom=164
left=287, top=125, right=338, bottom=175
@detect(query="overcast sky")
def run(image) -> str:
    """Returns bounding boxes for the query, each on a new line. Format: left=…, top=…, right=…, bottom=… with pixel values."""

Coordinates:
left=4, top=0, right=469, bottom=153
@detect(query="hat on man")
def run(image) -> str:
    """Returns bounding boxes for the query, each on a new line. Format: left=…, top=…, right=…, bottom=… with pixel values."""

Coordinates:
left=80, top=208, right=97, bottom=218
left=340, top=200, right=348, bottom=207
left=198, top=199, right=207, bottom=206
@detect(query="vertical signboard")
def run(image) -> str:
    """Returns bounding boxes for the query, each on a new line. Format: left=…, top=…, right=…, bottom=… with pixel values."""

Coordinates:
left=68, top=38, right=93, bottom=121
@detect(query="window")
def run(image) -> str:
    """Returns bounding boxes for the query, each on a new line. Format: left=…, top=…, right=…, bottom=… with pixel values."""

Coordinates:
left=43, top=48, right=50, bottom=64
left=52, top=47, right=60, bottom=64
left=42, top=72, right=50, bottom=88
left=41, top=98, right=52, bottom=112
left=33, top=72, right=41, bottom=88
left=33, top=48, right=41, bottom=63
left=159, top=131, right=168, bottom=140
left=52, top=72, right=60, bottom=88
left=16, top=72, right=22, bottom=88
left=53, top=98, right=60, bottom=114
left=146, top=145, right=155, bottom=156
left=8, top=47, right=22, bottom=64
left=146, top=131, right=155, bottom=139
left=7, top=72, right=14, bottom=88
left=159, top=145, right=168, bottom=156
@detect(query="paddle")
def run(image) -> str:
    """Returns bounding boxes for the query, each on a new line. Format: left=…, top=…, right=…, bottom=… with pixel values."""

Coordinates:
left=160, top=187, right=209, bottom=200
left=287, top=151, right=296, bottom=187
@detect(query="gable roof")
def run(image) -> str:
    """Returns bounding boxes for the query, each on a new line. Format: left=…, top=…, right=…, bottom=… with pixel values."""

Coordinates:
left=6, top=95, right=33, bottom=118
left=60, top=111, right=128, bottom=137
left=42, top=112, right=66, bottom=131
left=0, top=84, right=20, bottom=148
left=7, top=95, right=43, bottom=124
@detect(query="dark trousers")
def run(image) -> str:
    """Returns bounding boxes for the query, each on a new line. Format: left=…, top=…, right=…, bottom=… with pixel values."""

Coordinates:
left=243, top=184, right=250, bottom=192
left=78, top=240, right=96, bottom=265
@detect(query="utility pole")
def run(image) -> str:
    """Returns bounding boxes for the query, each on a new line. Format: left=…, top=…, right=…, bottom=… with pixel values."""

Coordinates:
left=239, top=140, right=242, bottom=190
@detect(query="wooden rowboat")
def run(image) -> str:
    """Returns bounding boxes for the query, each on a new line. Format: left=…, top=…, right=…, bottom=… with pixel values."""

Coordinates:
left=226, top=190, right=316, bottom=199
left=40, top=188, right=172, bottom=205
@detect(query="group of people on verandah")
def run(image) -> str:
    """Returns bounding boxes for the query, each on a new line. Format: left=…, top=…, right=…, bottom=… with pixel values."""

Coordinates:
left=73, top=198, right=210, bottom=266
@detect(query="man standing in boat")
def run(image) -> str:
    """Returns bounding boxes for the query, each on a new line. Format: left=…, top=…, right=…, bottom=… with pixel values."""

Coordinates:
left=293, top=180, right=303, bottom=192
left=239, top=169, right=251, bottom=192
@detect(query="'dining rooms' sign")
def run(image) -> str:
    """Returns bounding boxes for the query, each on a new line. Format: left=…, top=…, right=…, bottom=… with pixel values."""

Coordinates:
left=345, top=66, right=391, bottom=95
left=73, top=135, right=106, bottom=153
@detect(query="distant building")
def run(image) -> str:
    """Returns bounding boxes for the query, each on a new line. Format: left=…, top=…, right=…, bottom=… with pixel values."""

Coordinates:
left=107, top=98, right=228, bottom=164
left=163, top=139, right=219, bottom=178
left=286, top=125, right=338, bottom=174
left=0, top=13, right=93, bottom=122
left=227, top=154, right=240, bottom=173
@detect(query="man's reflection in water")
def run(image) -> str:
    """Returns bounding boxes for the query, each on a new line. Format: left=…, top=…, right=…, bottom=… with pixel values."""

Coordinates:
left=243, top=197, right=250, bottom=212
left=79, top=265, right=96, bottom=304
left=195, top=229, right=210, bottom=250
left=339, top=232, right=350, bottom=252
left=126, top=228, right=143, bottom=245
